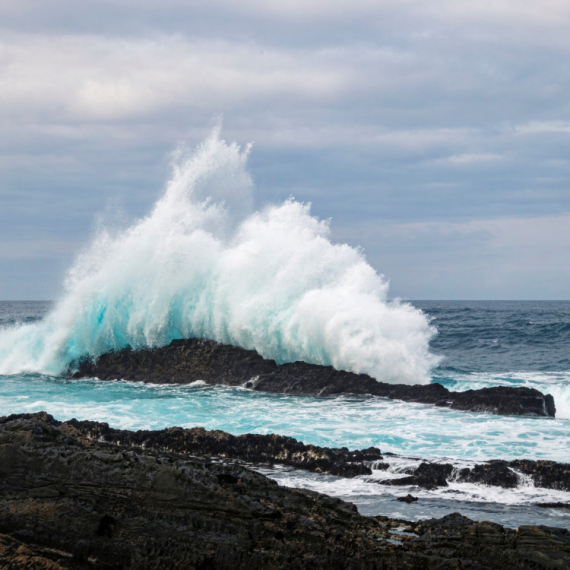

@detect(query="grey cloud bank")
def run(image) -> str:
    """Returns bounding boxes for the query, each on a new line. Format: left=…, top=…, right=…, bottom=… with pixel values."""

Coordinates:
left=0, top=0, right=569, bottom=299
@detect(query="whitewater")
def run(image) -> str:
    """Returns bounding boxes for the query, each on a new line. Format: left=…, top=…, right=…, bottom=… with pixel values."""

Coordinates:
left=0, top=127, right=437, bottom=383
left=1, top=131, right=570, bottom=530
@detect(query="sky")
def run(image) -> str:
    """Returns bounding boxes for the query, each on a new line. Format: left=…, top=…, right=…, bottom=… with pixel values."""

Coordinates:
left=1, top=0, right=569, bottom=300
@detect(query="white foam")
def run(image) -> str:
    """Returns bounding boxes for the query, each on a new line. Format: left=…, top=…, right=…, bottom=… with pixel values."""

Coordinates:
left=0, top=127, right=438, bottom=384
left=270, top=465, right=570, bottom=507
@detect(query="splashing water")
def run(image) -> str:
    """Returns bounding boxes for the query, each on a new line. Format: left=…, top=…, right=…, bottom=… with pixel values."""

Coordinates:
left=0, top=128, right=438, bottom=381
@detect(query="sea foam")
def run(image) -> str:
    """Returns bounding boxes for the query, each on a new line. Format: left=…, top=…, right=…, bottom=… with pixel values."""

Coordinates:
left=0, top=127, right=439, bottom=382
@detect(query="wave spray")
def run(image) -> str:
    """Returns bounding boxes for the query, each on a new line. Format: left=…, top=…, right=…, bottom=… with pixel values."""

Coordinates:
left=0, top=128, right=439, bottom=382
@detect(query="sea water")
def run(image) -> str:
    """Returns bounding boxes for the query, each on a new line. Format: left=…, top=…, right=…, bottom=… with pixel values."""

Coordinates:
left=1, top=300, right=569, bottom=530
left=1, top=132, right=569, bottom=529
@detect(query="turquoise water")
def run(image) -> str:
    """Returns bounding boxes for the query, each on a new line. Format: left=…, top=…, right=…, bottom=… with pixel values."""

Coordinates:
left=2, top=134, right=570, bottom=529
left=3, top=373, right=570, bottom=529
left=2, top=374, right=568, bottom=463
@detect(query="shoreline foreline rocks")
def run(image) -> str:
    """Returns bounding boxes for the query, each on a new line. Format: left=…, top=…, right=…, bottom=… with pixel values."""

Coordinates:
left=72, top=338, right=556, bottom=417
left=1, top=412, right=569, bottom=569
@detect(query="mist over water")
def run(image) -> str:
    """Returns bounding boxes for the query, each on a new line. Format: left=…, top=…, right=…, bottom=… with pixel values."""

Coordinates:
left=0, top=128, right=438, bottom=382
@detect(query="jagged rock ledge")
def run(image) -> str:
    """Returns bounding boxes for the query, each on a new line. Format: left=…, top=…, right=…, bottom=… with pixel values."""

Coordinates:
left=6, top=412, right=568, bottom=492
left=1, top=412, right=569, bottom=569
left=72, top=338, right=556, bottom=417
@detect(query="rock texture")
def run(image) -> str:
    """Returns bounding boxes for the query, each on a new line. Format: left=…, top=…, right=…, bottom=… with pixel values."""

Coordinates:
left=381, top=460, right=570, bottom=492
left=2, top=412, right=570, bottom=569
left=72, top=338, right=556, bottom=417
left=34, top=415, right=570, bottom=492
left=510, top=460, right=570, bottom=491
left=62, top=417, right=382, bottom=478
left=6, top=412, right=567, bottom=493
left=380, top=462, right=454, bottom=490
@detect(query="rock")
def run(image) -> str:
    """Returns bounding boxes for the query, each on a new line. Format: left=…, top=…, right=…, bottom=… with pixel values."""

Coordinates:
left=509, top=459, right=570, bottom=492
left=1, top=412, right=570, bottom=569
left=396, top=494, right=418, bottom=503
left=457, top=460, right=519, bottom=488
left=58, top=416, right=381, bottom=478
left=0, top=533, right=67, bottom=569
left=381, top=462, right=454, bottom=489
left=71, top=338, right=556, bottom=417
left=5, top=412, right=567, bottom=495
left=536, top=503, right=570, bottom=510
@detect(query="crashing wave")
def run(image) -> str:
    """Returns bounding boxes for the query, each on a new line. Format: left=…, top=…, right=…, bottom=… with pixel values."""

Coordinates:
left=0, top=127, right=439, bottom=383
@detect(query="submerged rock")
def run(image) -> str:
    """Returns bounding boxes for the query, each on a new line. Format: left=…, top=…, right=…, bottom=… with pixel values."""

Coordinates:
left=1, top=412, right=569, bottom=570
left=537, top=503, right=570, bottom=510
left=396, top=494, right=419, bottom=503
left=71, top=337, right=557, bottom=417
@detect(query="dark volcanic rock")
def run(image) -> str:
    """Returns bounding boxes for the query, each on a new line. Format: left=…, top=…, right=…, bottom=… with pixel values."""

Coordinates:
left=60, top=416, right=380, bottom=478
left=396, top=494, right=418, bottom=503
left=2, top=412, right=570, bottom=570
left=509, top=459, right=570, bottom=492
left=71, top=338, right=556, bottom=417
left=537, top=503, right=570, bottom=510
left=457, top=460, right=519, bottom=489
left=381, top=462, right=454, bottom=489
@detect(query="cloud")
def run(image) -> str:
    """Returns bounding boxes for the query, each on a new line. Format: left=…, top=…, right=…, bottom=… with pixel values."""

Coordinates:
left=0, top=34, right=350, bottom=122
left=334, top=214, right=570, bottom=299
left=514, top=121, right=570, bottom=134
left=0, top=0, right=569, bottom=299
left=437, top=153, right=504, bottom=165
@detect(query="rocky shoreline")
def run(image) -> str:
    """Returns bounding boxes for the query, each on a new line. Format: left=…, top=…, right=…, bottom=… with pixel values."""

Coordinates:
left=1, top=412, right=569, bottom=569
left=72, top=338, right=556, bottom=417
left=52, top=415, right=570, bottom=492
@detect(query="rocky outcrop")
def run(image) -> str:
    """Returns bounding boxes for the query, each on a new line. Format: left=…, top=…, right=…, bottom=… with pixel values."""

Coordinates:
left=380, top=462, right=454, bottom=489
left=71, top=338, right=556, bottom=417
left=380, top=459, right=570, bottom=492
left=1, top=412, right=569, bottom=569
left=396, top=494, right=418, bottom=503
left=6, top=412, right=567, bottom=493
left=510, top=459, right=570, bottom=491
left=457, top=460, right=520, bottom=489
left=62, top=417, right=382, bottom=478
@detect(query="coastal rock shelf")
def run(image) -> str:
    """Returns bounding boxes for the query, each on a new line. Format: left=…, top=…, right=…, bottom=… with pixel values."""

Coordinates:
left=72, top=338, right=556, bottom=417
left=8, top=413, right=569, bottom=493
left=56, top=416, right=570, bottom=492
left=2, top=413, right=569, bottom=569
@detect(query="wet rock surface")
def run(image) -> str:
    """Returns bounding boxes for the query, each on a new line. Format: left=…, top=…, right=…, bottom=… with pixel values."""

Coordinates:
left=61, top=416, right=381, bottom=478
left=381, top=462, right=454, bottom=490
left=5, top=411, right=567, bottom=493
left=72, top=337, right=556, bottom=417
left=457, top=460, right=520, bottom=489
left=382, top=459, right=570, bottom=492
left=510, top=459, right=570, bottom=491
left=2, top=412, right=570, bottom=570
left=396, top=494, right=418, bottom=504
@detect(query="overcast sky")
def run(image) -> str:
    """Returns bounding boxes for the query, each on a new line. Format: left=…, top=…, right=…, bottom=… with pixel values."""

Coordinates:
left=1, top=0, right=569, bottom=300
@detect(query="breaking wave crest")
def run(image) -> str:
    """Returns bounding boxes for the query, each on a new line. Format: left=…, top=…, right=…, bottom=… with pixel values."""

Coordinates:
left=0, top=128, right=439, bottom=382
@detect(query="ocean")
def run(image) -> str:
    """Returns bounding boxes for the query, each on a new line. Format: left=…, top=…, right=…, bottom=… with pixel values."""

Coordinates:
left=1, top=133, right=569, bottom=531
left=1, top=299, right=569, bottom=530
